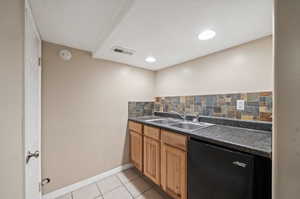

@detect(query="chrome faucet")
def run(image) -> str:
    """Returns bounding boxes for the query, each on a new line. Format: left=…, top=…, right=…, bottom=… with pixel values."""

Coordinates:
left=171, top=111, right=187, bottom=121
left=193, top=113, right=201, bottom=122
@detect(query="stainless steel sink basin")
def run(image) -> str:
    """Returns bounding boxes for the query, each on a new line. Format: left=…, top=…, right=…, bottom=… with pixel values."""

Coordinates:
left=145, top=117, right=215, bottom=132
left=146, top=118, right=180, bottom=125
left=169, top=122, right=215, bottom=131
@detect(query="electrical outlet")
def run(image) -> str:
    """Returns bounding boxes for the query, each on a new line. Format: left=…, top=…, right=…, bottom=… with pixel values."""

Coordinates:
left=237, top=100, right=245, bottom=111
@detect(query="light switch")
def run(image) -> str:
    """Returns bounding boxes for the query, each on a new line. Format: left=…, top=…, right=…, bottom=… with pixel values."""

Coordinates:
left=236, top=100, right=245, bottom=111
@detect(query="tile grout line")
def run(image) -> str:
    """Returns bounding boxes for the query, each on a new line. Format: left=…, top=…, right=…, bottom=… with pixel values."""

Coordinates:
left=98, top=175, right=124, bottom=197
left=136, top=186, right=153, bottom=198
left=118, top=170, right=154, bottom=198
left=71, top=183, right=102, bottom=199
left=135, top=176, right=155, bottom=198
left=94, top=182, right=103, bottom=198
left=116, top=173, right=135, bottom=199
left=63, top=170, right=156, bottom=199
left=95, top=173, right=116, bottom=198
left=137, top=176, right=155, bottom=198
left=69, top=170, right=165, bottom=199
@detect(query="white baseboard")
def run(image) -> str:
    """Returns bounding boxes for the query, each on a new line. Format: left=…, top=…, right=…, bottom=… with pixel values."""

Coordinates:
left=42, top=163, right=133, bottom=199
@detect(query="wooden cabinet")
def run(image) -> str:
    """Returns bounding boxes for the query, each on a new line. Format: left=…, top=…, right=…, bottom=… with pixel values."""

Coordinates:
left=161, top=130, right=187, bottom=199
left=143, top=136, right=161, bottom=185
left=128, top=121, right=142, bottom=134
left=144, top=125, right=160, bottom=140
left=161, top=144, right=187, bottom=199
left=129, top=121, right=187, bottom=199
left=129, top=121, right=143, bottom=172
left=161, top=130, right=187, bottom=151
left=130, top=130, right=143, bottom=171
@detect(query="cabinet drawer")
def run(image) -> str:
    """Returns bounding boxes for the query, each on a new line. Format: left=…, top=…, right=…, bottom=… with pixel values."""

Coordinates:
left=128, top=121, right=143, bottom=134
left=161, top=130, right=187, bottom=151
left=144, top=125, right=160, bottom=140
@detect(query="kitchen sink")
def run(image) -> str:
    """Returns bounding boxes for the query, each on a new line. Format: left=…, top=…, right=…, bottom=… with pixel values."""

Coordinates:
left=145, top=118, right=215, bottom=132
left=146, top=118, right=180, bottom=125
left=169, top=122, right=215, bottom=131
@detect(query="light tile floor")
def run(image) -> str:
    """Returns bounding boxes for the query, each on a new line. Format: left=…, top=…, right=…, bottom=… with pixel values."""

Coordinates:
left=56, top=168, right=171, bottom=199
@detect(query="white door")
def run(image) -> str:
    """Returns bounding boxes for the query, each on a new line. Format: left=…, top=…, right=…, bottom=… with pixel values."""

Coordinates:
left=24, top=3, right=42, bottom=199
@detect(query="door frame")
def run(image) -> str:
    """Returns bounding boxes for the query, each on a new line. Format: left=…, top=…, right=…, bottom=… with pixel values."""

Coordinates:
left=24, top=1, right=42, bottom=198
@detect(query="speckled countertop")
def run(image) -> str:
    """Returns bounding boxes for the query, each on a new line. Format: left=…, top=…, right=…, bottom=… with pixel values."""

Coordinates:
left=128, top=115, right=272, bottom=159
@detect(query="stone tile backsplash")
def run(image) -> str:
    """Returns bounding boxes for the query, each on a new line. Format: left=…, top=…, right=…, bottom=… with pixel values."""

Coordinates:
left=128, top=92, right=272, bottom=122
left=128, top=101, right=154, bottom=117
left=154, top=92, right=273, bottom=122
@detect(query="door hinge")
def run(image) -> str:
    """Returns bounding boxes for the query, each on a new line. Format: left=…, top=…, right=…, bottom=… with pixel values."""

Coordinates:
left=38, top=57, right=41, bottom=66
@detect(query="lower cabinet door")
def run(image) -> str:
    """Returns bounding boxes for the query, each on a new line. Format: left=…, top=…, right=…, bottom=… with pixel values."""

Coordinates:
left=130, top=130, right=143, bottom=171
left=161, top=143, right=187, bottom=199
left=143, top=136, right=160, bottom=185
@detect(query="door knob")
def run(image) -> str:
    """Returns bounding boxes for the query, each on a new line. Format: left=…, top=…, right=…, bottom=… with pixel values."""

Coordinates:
left=26, top=150, right=39, bottom=164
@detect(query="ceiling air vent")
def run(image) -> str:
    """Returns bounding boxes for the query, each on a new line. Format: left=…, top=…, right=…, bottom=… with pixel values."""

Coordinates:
left=112, top=46, right=135, bottom=56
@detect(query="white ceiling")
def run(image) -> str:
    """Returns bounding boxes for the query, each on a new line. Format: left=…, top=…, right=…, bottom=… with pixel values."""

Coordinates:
left=30, top=0, right=273, bottom=71
left=29, top=0, right=134, bottom=51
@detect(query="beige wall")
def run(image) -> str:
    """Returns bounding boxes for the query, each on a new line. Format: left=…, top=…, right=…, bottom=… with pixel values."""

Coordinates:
left=155, top=36, right=273, bottom=97
left=42, top=42, right=155, bottom=193
left=0, top=0, right=24, bottom=199
left=43, top=37, right=274, bottom=194
left=274, top=0, right=300, bottom=198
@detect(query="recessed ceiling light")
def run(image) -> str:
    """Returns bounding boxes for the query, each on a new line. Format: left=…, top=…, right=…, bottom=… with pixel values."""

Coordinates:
left=145, top=56, right=156, bottom=63
left=198, top=30, right=216, bottom=40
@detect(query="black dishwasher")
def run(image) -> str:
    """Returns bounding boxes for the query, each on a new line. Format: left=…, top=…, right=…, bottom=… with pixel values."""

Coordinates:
left=188, top=138, right=255, bottom=199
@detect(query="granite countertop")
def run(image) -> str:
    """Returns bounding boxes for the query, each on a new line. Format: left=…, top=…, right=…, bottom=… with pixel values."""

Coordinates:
left=128, top=115, right=272, bottom=159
